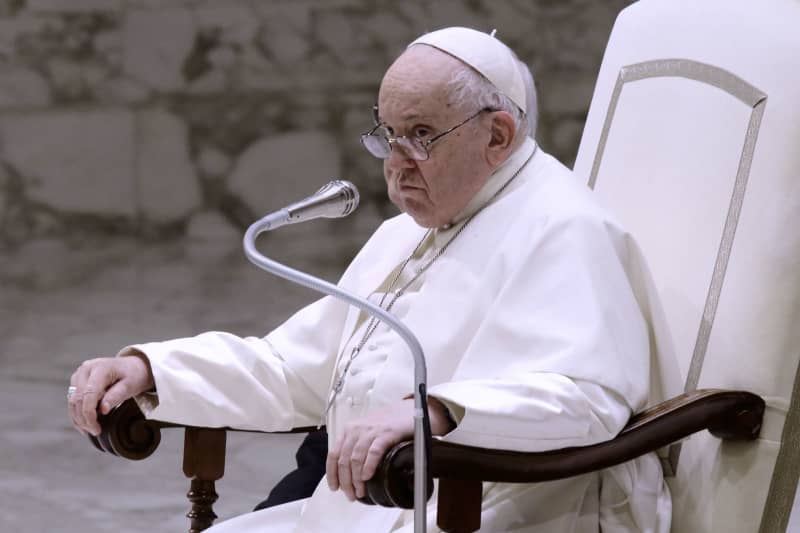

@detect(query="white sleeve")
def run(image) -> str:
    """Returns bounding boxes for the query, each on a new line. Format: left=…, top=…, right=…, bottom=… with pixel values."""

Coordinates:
left=124, top=292, right=349, bottom=431
left=120, top=218, right=407, bottom=430
left=431, top=376, right=630, bottom=451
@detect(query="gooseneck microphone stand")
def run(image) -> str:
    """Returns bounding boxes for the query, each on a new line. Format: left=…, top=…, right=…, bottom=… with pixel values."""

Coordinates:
left=242, top=181, right=430, bottom=533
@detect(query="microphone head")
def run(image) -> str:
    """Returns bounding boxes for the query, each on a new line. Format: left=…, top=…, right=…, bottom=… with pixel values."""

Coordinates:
left=284, top=179, right=360, bottom=223
left=316, top=179, right=360, bottom=217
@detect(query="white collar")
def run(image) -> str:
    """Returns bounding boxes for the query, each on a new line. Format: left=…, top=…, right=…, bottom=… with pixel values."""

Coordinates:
left=433, top=137, right=538, bottom=245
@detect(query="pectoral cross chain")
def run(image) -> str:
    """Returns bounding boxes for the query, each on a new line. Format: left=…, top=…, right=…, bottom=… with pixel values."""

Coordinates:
left=333, top=347, right=359, bottom=394
left=321, top=345, right=361, bottom=425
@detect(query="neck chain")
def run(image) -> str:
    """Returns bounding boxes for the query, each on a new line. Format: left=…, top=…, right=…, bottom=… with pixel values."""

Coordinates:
left=322, top=145, right=537, bottom=423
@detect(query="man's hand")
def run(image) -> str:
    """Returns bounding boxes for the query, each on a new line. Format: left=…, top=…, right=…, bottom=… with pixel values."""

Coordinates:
left=68, top=354, right=155, bottom=437
left=326, top=397, right=455, bottom=501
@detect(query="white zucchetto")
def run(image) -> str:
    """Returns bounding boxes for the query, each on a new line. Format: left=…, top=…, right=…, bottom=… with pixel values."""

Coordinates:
left=409, top=26, right=526, bottom=113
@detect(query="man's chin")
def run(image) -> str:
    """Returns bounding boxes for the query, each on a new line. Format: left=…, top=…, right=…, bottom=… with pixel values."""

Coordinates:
left=405, top=210, right=442, bottom=229
left=389, top=196, right=442, bottom=228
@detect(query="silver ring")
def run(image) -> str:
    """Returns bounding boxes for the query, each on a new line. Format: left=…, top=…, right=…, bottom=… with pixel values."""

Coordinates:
left=67, top=386, right=77, bottom=400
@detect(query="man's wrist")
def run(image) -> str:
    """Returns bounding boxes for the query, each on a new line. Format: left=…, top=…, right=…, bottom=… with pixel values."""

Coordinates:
left=120, top=348, right=156, bottom=393
left=427, top=396, right=457, bottom=434
left=402, top=394, right=458, bottom=434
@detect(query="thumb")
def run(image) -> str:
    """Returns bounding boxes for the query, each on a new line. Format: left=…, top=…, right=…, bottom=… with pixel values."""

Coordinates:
left=101, top=379, right=134, bottom=415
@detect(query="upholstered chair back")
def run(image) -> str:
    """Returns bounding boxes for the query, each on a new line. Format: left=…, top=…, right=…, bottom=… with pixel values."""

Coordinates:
left=572, top=1, right=800, bottom=531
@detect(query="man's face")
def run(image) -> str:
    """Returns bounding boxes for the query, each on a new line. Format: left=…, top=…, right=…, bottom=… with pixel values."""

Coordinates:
left=377, top=47, right=493, bottom=228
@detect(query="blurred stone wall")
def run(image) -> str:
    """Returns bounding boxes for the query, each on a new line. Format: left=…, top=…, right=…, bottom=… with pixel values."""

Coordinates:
left=0, top=0, right=632, bottom=254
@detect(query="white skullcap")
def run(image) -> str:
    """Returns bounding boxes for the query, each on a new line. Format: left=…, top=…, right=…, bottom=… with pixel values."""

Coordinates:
left=409, top=27, right=526, bottom=113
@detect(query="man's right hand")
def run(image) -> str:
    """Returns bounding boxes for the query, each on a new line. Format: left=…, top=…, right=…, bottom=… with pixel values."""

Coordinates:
left=68, top=353, right=155, bottom=437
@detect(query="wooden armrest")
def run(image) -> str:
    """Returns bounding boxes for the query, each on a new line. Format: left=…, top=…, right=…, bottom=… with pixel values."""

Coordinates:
left=363, top=388, right=764, bottom=510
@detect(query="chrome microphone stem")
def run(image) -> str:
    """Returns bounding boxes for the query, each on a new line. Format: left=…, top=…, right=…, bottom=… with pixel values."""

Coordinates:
left=250, top=209, right=291, bottom=232
left=243, top=216, right=429, bottom=533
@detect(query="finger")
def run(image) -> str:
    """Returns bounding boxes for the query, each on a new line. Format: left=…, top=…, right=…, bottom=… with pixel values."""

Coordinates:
left=350, top=433, right=373, bottom=499
left=82, top=365, right=117, bottom=435
left=69, top=363, right=92, bottom=433
left=361, top=434, right=395, bottom=482
left=82, top=390, right=103, bottom=435
left=68, top=396, right=87, bottom=437
left=326, top=435, right=344, bottom=491
left=337, top=432, right=359, bottom=501
left=338, top=458, right=354, bottom=501
left=100, top=378, right=133, bottom=415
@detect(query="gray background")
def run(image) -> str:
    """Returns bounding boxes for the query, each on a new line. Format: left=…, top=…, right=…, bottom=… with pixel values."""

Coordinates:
left=8, top=1, right=785, bottom=532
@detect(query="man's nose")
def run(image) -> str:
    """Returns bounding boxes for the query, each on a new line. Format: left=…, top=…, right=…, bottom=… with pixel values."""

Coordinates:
left=386, top=145, right=417, bottom=169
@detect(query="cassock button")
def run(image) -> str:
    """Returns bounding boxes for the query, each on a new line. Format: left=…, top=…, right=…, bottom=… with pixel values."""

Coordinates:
left=350, top=367, right=360, bottom=376
left=368, top=343, right=378, bottom=351
left=347, top=396, right=354, bottom=407
left=441, top=223, right=452, bottom=230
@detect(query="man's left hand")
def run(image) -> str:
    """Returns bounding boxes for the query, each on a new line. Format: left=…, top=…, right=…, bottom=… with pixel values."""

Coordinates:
left=326, top=397, right=455, bottom=501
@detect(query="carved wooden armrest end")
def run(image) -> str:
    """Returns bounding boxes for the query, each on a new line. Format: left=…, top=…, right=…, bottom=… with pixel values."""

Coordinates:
left=89, top=398, right=164, bottom=460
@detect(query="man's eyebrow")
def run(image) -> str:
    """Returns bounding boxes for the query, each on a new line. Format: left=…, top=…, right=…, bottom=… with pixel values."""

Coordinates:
left=382, top=112, right=435, bottom=124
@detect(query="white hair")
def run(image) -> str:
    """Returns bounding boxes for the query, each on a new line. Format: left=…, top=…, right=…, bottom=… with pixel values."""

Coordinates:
left=445, top=56, right=538, bottom=147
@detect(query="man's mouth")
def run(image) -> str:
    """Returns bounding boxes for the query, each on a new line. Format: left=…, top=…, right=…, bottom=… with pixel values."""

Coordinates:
left=395, top=174, right=423, bottom=191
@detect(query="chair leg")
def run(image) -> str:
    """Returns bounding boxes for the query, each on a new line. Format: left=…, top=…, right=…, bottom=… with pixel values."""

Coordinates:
left=187, top=479, right=219, bottom=532
left=436, top=478, right=482, bottom=533
left=182, top=428, right=227, bottom=532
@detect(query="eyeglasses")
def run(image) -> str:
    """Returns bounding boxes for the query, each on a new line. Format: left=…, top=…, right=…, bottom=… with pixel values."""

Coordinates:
left=360, top=106, right=494, bottom=161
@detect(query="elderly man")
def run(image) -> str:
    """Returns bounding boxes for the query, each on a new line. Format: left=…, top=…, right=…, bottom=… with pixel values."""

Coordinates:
left=69, top=27, right=671, bottom=532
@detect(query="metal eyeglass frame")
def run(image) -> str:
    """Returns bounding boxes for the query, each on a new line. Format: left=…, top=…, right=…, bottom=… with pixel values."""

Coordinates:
left=360, top=105, right=495, bottom=161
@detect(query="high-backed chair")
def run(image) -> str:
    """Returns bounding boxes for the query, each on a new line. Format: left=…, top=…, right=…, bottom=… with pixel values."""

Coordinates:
left=573, top=0, right=800, bottom=530
left=90, top=0, right=799, bottom=531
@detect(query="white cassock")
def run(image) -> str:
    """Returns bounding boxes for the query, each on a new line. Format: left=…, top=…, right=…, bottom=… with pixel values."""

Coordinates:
left=127, top=138, right=672, bottom=532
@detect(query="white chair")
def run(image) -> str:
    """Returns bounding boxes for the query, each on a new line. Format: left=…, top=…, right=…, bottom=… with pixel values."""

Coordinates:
left=573, top=0, right=800, bottom=530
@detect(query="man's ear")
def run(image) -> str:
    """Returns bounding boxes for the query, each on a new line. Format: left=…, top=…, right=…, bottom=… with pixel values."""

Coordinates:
left=485, top=111, right=517, bottom=167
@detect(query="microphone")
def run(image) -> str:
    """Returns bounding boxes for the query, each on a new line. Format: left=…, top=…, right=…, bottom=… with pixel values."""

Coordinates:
left=242, top=176, right=431, bottom=532
left=252, top=179, right=360, bottom=232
